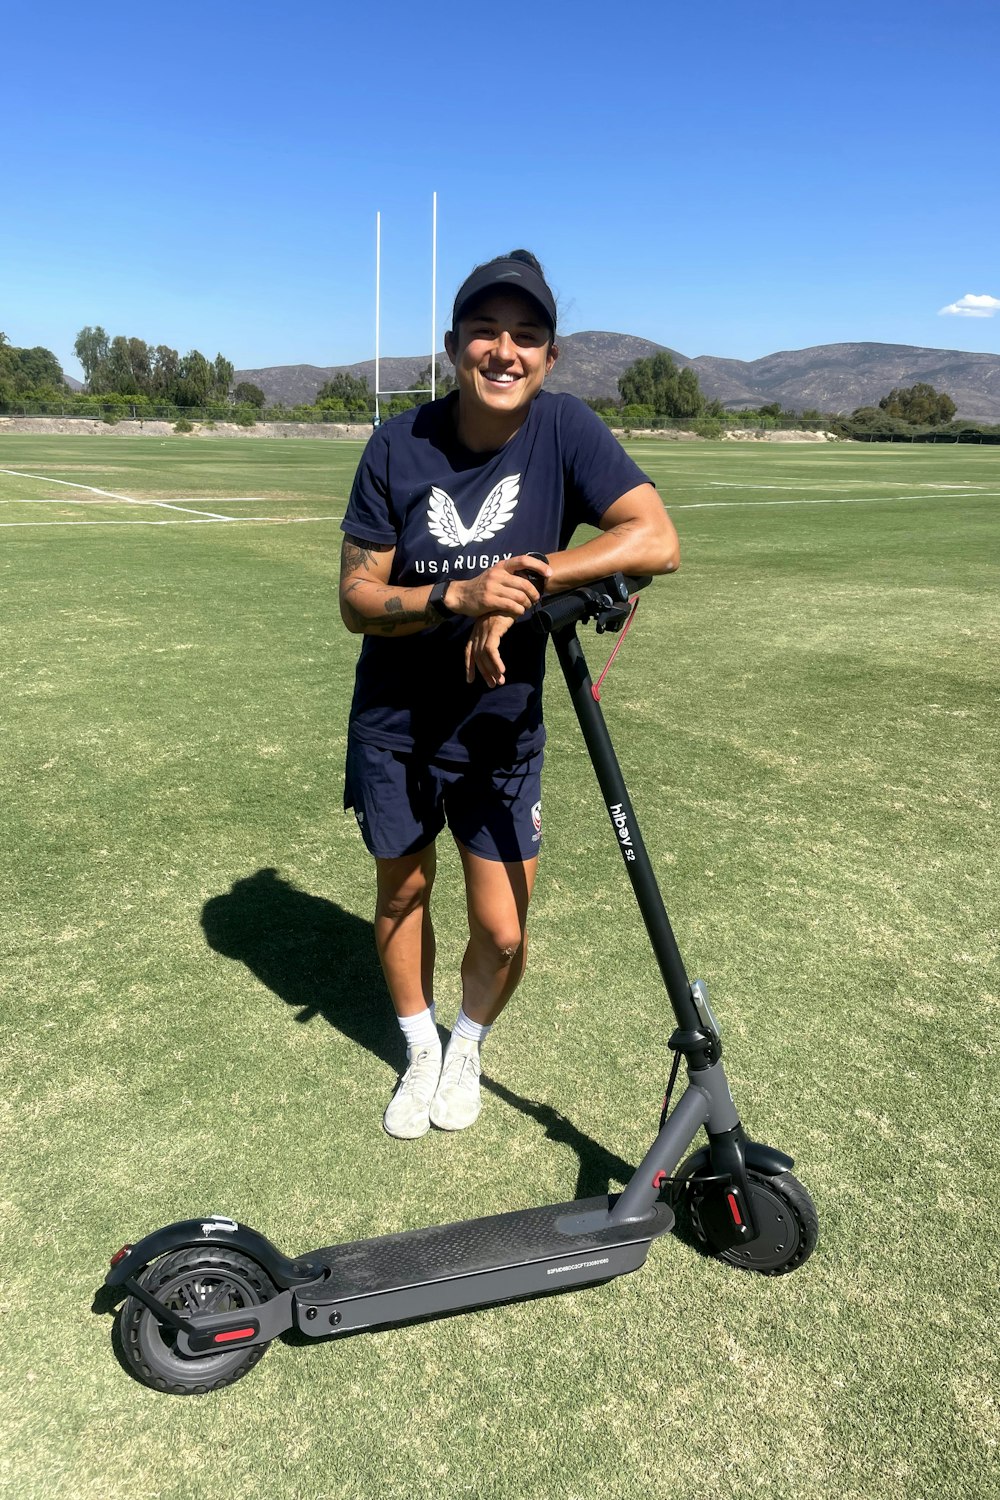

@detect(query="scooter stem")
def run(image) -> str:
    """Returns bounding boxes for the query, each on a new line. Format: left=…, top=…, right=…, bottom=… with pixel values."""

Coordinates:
left=552, top=626, right=701, bottom=1038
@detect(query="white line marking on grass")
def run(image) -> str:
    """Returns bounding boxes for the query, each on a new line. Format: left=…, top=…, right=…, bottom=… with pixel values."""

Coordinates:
left=0, top=469, right=234, bottom=520
left=706, top=480, right=988, bottom=492
left=0, top=516, right=342, bottom=529
left=670, top=492, right=1000, bottom=511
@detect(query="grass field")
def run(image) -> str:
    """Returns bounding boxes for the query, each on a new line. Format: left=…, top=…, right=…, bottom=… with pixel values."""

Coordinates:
left=1, top=433, right=997, bottom=1499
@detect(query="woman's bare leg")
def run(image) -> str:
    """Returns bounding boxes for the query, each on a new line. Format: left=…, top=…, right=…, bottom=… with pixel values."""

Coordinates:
left=374, top=845, right=437, bottom=1018
left=428, top=844, right=538, bottom=1132
left=456, top=844, right=538, bottom=1025
left=375, top=845, right=444, bottom=1138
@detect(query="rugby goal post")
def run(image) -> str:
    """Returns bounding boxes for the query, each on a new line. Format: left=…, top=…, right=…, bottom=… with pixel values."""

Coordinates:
left=374, top=192, right=437, bottom=425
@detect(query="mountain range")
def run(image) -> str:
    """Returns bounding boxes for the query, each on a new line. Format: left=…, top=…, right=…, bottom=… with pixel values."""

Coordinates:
left=235, top=335, right=1000, bottom=421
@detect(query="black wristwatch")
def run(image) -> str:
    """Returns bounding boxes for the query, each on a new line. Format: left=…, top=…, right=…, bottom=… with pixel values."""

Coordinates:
left=519, top=551, right=550, bottom=593
left=427, top=578, right=455, bottom=621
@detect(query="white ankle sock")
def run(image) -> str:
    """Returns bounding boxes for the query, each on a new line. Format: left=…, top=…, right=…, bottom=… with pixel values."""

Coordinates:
left=451, top=1007, right=491, bottom=1047
left=399, top=1006, right=440, bottom=1060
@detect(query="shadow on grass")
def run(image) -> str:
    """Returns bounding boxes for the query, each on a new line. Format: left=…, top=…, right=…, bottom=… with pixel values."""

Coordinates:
left=200, top=866, right=638, bottom=1200
left=202, top=866, right=398, bottom=1068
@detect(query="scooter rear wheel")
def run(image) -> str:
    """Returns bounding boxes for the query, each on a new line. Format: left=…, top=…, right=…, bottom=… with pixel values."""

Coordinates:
left=120, top=1247, right=277, bottom=1395
left=689, top=1169, right=818, bottom=1276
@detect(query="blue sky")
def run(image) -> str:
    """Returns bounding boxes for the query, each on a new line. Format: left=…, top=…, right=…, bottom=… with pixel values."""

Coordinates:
left=4, top=1, right=998, bottom=379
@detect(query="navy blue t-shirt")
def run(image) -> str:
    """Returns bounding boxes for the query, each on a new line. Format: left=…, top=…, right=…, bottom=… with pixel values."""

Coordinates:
left=341, top=390, right=651, bottom=765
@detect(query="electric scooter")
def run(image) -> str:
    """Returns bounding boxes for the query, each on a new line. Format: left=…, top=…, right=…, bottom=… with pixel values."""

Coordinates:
left=97, top=574, right=818, bottom=1396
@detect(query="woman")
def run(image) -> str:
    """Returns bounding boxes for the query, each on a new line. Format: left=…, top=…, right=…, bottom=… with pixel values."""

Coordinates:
left=340, top=250, right=679, bottom=1138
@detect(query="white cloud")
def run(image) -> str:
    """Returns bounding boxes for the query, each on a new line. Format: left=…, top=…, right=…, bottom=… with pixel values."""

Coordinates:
left=938, top=292, right=1000, bottom=318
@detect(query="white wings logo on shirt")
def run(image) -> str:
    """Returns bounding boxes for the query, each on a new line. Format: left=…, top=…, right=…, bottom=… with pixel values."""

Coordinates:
left=426, top=473, right=520, bottom=548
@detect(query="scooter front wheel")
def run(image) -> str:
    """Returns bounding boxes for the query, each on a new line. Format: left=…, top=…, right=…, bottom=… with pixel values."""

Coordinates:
left=688, top=1168, right=818, bottom=1276
left=120, top=1246, right=277, bottom=1395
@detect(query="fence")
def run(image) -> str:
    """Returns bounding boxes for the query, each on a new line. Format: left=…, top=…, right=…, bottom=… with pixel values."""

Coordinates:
left=847, top=429, right=1000, bottom=444
left=4, top=402, right=996, bottom=442
left=0, top=400, right=361, bottom=425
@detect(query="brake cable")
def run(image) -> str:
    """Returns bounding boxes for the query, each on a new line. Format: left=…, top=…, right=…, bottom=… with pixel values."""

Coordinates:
left=658, top=1049, right=683, bottom=1134
left=591, top=596, right=641, bottom=701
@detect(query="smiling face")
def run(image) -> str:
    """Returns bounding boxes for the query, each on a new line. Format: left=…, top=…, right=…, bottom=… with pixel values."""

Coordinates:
left=445, top=291, right=559, bottom=450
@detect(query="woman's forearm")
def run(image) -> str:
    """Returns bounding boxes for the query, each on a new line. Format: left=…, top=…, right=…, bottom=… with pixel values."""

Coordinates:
left=339, top=577, right=437, bottom=636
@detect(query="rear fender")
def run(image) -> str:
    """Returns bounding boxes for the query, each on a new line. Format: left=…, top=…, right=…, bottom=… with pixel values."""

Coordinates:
left=104, top=1215, right=326, bottom=1293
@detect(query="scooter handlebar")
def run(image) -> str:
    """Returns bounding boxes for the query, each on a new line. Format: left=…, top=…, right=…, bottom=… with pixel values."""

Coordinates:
left=532, top=572, right=651, bottom=635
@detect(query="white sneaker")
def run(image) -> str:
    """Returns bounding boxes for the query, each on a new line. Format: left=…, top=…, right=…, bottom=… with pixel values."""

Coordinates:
left=383, top=1047, right=442, bottom=1139
left=429, top=1036, right=482, bottom=1131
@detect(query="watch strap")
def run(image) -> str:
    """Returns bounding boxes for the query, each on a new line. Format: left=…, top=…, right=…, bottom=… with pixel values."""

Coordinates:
left=428, top=578, right=454, bottom=620
left=520, top=551, right=550, bottom=592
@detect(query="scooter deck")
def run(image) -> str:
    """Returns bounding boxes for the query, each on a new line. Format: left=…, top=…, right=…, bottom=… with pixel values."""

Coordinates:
left=294, top=1195, right=675, bottom=1336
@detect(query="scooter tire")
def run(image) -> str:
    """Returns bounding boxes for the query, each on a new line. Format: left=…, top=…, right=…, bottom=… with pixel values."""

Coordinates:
left=119, top=1246, right=278, bottom=1395
left=688, top=1168, right=819, bottom=1276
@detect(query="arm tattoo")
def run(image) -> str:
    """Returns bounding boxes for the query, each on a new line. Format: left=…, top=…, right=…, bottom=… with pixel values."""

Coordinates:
left=341, top=560, right=432, bottom=636
left=341, top=534, right=393, bottom=581
left=340, top=581, right=367, bottom=633
left=373, top=594, right=433, bottom=635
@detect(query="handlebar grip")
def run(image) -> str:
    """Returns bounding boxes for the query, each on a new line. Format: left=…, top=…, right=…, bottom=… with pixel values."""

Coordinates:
left=533, top=573, right=651, bottom=635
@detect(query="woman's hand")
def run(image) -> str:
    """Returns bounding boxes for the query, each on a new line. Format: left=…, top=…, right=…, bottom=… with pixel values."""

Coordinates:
left=448, top=555, right=552, bottom=619
left=465, top=613, right=516, bottom=687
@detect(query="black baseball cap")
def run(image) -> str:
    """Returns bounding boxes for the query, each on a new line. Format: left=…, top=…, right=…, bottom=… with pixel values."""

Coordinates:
left=451, top=258, right=557, bottom=335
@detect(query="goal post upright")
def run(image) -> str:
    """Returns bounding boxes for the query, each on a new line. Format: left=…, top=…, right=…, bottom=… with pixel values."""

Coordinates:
left=431, top=190, right=437, bottom=401
left=374, top=211, right=381, bottom=426
left=373, top=193, right=438, bottom=426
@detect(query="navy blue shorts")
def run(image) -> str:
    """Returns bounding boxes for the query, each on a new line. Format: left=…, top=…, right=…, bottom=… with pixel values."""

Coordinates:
left=344, top=738, right=543, bottom=863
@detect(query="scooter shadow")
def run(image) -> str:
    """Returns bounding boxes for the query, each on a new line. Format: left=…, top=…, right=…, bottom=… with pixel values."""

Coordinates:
left=200, top=867, right=642, bottom=1203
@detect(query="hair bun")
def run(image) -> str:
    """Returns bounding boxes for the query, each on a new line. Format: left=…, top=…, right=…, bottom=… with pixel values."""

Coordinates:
left=506, top=249, right=545, bottom=275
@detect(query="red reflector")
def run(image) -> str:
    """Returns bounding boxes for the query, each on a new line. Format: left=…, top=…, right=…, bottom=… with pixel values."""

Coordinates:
left=727, top=1192, right=743, bottom=1227
left=110, top=1246, right=132, bottom=1269
left=213, top=1327, right=256, bottom=1345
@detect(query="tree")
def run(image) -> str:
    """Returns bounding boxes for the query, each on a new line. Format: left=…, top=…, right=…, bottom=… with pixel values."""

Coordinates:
left=72, top=327, right=237, bottom=407
left=618, top=357, right=655, bottom=407
left=878, top=383, right=956, bottom=426
left=675, top=366, right=704, bottom=418
left=379, top=364, right=458, bottom=416
left=104, top=335, right=150, bottom=395
left=211, top=354, right=234, bottom=402
left=0, top=334, right=16, bottom=405
left=315, top=371, right=372, bottom=416
left=151, top=345, right=180, bottom=398
left=619, top=403, right=656, bottom=429
left=0, top=339, right=67, bottom=400
left=618, top=352, right=705, bottom=418
left=414, top=363, right=456, bottom=399
left=74, top=326, right=111, bottom=391
left=15, top=346, right=66, bottom=393
left=174, top=350, right=212, bottom=407
left=233, top=382, right=266, bottom=409
left=836, top=406, right=910, bottom=440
